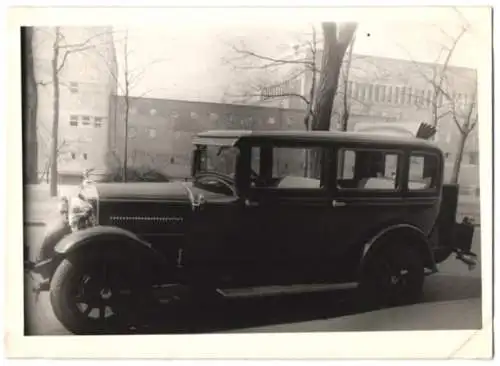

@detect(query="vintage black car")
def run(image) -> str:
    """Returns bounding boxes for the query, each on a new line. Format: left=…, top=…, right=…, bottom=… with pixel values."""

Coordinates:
left=27, top=130, right=478, bottom=334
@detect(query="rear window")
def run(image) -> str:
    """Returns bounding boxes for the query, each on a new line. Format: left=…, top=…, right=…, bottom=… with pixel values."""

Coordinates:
left=408, top=153, right=439, bottom=190
left=337, top=148, right=401, bottom=190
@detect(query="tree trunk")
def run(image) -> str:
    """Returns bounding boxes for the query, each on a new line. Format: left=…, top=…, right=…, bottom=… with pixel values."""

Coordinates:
left=122, top=30, right=130, bottom=182
left=450, top=131, right=467, bottom=184
left=22, top=27, right=38, bottom=184
left=50, top=28, right=60, bottom=197
left=123, top=97, right=129, bottom=182
left=340, top=36, right=355, bottom=132
left=309, top=22, right=357, bottom=177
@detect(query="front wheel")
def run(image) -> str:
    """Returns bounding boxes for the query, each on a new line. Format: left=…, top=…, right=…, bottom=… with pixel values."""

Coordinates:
left=49, top=251, right=153, bottom=334
left=357, top=242, right=425, bottom=311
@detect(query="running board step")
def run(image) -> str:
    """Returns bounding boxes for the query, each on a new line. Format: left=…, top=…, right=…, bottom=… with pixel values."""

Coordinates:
left=216, top=282, right=358, bottom=298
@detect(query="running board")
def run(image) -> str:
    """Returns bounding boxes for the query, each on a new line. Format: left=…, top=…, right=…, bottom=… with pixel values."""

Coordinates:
left=216, top=282, right=358, bottom=299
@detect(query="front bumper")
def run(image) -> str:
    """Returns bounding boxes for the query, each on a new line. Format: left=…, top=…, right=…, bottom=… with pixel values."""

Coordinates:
left=25, top=256, right=60, bottom=298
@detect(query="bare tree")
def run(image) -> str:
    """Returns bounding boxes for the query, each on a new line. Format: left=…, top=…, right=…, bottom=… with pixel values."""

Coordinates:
left=95, top=29, right=168, bottom=181
left=309, top=22, right=358, bottom=177
left=339, top=35, right=356, bottom=132
left=222, top=25, right=320, bottom=131
left=39, top=27, right=114, bottom=196
left=444, top=84, right=477, bottom=183
left=22, top=27, right=38, bottom=184
left=399, top=8, right=476, bottom=183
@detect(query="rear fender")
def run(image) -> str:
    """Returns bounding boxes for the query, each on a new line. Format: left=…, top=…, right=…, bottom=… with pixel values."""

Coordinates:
left=361, top=224, right=437, bottom=273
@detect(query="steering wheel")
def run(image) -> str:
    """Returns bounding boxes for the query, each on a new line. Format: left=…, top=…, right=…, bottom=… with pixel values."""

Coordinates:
left=196, top=175, right=236, bottom=196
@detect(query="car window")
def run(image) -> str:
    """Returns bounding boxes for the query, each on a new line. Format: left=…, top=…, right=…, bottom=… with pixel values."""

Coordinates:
left=251, top=146, right=327, bottom=190
left=337, top=148, right=401, bottom=191
left=409, top=153, right=438, bottom=190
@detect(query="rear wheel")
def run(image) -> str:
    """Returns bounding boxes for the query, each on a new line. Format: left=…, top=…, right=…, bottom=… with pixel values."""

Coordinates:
left=49, top=250, right=154, bottom=334
left=358, top=242, right=425, bottom=311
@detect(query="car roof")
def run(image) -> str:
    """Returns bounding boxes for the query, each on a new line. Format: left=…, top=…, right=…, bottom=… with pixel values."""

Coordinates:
left=194, top=129, right=442, bottom=152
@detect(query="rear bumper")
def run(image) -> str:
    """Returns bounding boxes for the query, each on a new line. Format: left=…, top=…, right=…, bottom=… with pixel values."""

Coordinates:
left=447, top=219, right=478, bottom=270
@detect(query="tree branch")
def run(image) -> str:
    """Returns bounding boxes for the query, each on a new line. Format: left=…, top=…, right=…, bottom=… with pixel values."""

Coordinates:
left=230, top=44, right=315, bottom=68
left=57, top=29, right=116, bottom=50
left=57, top=45, right=95, bottom=73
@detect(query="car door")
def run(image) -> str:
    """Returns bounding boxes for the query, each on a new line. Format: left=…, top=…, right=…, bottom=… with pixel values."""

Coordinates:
left=240, top=144, right=334, bottom=286
left=322, top=146, right=407, bottom=280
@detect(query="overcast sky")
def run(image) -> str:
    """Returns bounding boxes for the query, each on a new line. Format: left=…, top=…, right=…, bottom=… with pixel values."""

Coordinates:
left=112, top=7, right=489, bottom=102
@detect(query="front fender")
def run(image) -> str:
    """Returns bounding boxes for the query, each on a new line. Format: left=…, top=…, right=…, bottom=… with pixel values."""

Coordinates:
left=361, top=224, right=437, bottom=273
left=36, top=217, right=72, bottom=262
left=55, top=226, right=164, bottom=263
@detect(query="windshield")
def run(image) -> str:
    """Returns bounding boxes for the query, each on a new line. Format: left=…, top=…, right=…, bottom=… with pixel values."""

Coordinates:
left=195, top=145, right=239, bottom=178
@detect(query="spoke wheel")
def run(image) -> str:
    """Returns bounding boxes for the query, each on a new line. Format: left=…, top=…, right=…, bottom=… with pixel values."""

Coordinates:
left=358, top=242, right=425, bottom=310
left=50, top=253, right=152, bottom=334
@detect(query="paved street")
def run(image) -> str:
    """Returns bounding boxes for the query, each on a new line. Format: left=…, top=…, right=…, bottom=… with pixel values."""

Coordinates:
left=24, top=224, right=483, bottom=335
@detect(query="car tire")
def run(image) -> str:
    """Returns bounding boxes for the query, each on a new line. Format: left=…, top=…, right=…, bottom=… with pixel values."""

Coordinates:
left=49, top=250, right=153, bottom=335
left=357, top=242, right=425, bottom=311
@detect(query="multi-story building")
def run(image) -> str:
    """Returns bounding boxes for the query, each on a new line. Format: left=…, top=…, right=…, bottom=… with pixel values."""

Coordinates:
left=248, top=52, right=478, bottom=163
left=32, top=26, right=117, bottom=182
left=108, top=95, right=306, bottom=178
left=241, top=51, right=479, bottom=187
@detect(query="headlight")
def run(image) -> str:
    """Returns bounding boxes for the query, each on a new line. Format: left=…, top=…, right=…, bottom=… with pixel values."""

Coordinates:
left=68, top=196, right=96, bottom=231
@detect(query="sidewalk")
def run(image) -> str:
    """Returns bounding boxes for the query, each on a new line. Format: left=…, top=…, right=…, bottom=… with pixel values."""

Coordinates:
left=226, top=298, right=482, bottom=333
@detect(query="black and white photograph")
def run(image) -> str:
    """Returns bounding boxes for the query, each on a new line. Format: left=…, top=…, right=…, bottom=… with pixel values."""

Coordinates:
left=4, top=4, right=493, bottom=359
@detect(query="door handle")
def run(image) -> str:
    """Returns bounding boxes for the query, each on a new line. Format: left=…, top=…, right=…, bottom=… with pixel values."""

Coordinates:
left=245, top=199, right=259, bottom=208
left=332, top=200, right=347, bottom=207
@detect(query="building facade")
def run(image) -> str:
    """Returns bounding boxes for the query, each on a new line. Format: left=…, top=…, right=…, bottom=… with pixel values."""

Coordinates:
left=251, top=52, right=479, bottom=164
left=242, top=52, right=479, bottom=187
left=32, top=26, right=117, bottom=182
left=108, top=96, right=306, bottom=178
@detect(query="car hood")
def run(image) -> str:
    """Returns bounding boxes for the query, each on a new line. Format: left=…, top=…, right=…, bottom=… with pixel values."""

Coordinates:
left=95, top=181, right=190, bottom=203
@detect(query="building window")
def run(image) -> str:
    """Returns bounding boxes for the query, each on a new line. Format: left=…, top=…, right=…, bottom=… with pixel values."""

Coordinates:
left=379, top=85, right=386, bottom=102
left=83, top=153, right=88, bottom=160
left=400, top=87, right=407, bottom=105
left=69, top=82, right=79, bottom=94
left=406, top=87, right=413, bottom=105
left=365, top=84, right=372, bottom=102
left=373, top=85, right=380, bottom=102
left=146, top=127, right=157, bottom=139
left=82, top=116, right=91, bottom=126
left=393, top=87, right=400, bottom=104
left=357, top=84, right=365, bottom=102
left=71, top=152, right=76, bottom=160
left=69, top=115, right=78, bottom=127
left=386, top=86, right=393, bottom=103
left=94, top=117, right=104, bottom=128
